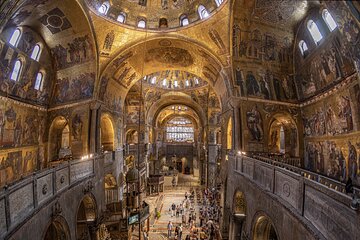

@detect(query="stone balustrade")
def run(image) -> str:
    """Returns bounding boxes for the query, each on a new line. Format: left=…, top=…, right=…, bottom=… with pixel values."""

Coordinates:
left=232, top=154, right=360, bottom=240
left=0, top=157, right=95, bottom=239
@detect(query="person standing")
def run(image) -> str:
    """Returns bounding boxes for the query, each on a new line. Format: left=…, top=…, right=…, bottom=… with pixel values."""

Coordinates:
left=176, top=205, right=180, bottom=217
left=171, top=203, right=176, bottom=217
left=178, top=224, right=183, bottom=240
left=175, top=226, right=179, bottom=238
left=168, top=221, right=173, bottom=238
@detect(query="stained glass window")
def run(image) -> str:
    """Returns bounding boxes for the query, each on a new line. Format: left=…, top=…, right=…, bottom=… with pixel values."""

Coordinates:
left=166, top=117, right=194, bottom=142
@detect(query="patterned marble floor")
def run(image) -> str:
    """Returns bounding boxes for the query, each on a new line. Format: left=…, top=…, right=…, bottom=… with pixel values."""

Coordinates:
left=149, top=174, right=201, bottom=239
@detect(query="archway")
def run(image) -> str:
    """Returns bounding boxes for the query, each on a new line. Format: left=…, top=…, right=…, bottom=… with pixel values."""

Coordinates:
left=232, top=191, right=247, bottom=240
left=126, top=129, right=138, bottom=144
left=252, top=215, right=279, bottom=240
left=76, top=194, right=97, bottom=240
left=268, top=114, right=298, bottom=157
left=48, top=116, right=71, bottom=162
left=100, top=115, right=115, bottom=151
left=43, top=217, right=70, bottom=240
left=105, top=173, right=118, bottom=204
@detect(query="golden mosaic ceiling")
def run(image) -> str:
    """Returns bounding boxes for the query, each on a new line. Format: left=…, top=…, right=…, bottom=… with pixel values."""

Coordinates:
left=234, top=0, right=319, bottom=30
left=86, top=0, right=225, bottom=30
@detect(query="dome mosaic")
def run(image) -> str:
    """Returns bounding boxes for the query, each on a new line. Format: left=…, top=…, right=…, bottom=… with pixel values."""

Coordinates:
left=86, top=0, right=226, bottom=30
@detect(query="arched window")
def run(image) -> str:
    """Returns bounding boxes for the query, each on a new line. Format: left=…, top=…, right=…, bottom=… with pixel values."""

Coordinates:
left=198, top=5, right=209, bottom=19
left=117, top=13, right=126, bottom=23
left=307, top=20, right=323, bottom=44
left=215, top=0, right=223, bottom=7
left=162, top=79, right=167, bottom=87
left=166, top=117, right=194, bottom=142
left=34, top=72, right=44, bottom=91
left=30, top=44, right=41, bottom=61
left=298, top=40, right=308, bottom=56
left=137, top=20, right=146, bottom=28
left=61, top=124, right=70, bottom=148
left=151, top=76, right=156, bottom=84
left=180, top=15, right=189, bottom=26
left=98, top=1, right=110, bottom=15
left=322, top=9, right=337, bottom=32
left=194, top=78, right=199, bottom=85
left=9, top=28, right=21, bottom=47
left=279, top=126, right=285, bottom=154
left=10, top=59, right=22, bottom=81
left=227, top=117, right=233, bottom=150
left=185, top=79, right=189, bottom=87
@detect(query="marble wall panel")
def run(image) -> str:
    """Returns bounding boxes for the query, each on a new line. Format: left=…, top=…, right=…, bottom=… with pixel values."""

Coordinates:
left=253, top=162, right=273, bottom=191
left=9, top=183, right=34, bottom=224
left=70, top=160, right=93, bottom=182
left=56, top=167, right=69, bottom=193
left=242, top=157, right=254, bottom=178
left=274, top=170, right=300, bottom=210
left=303, top=185, right=358, bottom=240
left=36, top=173, right=53, bottom=205
left=0, top=198, right=6, bottom=235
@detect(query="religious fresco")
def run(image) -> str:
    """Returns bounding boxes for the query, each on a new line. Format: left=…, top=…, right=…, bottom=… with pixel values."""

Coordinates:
left=232, top=15, right=297, bottom=102
left=232, top=26, right=292, bottom=64
left=145, top=47, right=194, bottom=67
left=240, top=101, right=301, bottom=155
left=0, top=147, right=38, bottom=186
left=246, top=105, right=264, bottom=142
left=52, top=72, right=95, bottom=105
left=0, top=100, right=45, bottom=186
left=0, top=102, right=45, bottom=148
left=305, top=137, right=360, bottom=187
left=253, top=0, right=308, bottom=27
left=302, top=90, right=354, bottom=137
left=295, top=37, right=353, bottom=100
left=51, top=34, right=94, bottom=70
left=101, top=30, right=115, bottom=56
left=0, top=30, right=53, bottom=106
left=235, top=67, right=297, bottom=101
left=294, top=2, right=360, bottom=100
left=102, top=80, right=123, bottom=114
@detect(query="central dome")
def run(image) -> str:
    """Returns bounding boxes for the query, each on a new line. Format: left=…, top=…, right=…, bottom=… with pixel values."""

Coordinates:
left=86, top=0, right=226, bottom=30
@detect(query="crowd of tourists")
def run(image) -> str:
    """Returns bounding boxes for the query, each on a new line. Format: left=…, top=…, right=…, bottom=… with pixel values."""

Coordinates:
left=166, top=187, right=222, bottom=239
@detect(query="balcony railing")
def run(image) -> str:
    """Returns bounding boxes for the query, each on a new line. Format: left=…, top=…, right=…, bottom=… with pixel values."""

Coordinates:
left=232, top=154, right=360, bottom=240
left=0, top=157, right=96, bottom=239
left=246, top=154, right=358, bottom=195
left=105, top=188, right=119, bottom=204
left=148, top=175, right=164, bottom=185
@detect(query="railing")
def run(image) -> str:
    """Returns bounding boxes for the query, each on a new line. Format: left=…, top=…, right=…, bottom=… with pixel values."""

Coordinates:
left=0, top=157, right=96, bottom=239
left=232, top=154, right=360, bottom=240
left=251, top=152, right=301, bottom=167
left=148, top=175, right=164, bottom=185
left=247, top=154, right=358, bottom=195
left=105, top=188, right=119, bottom=204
